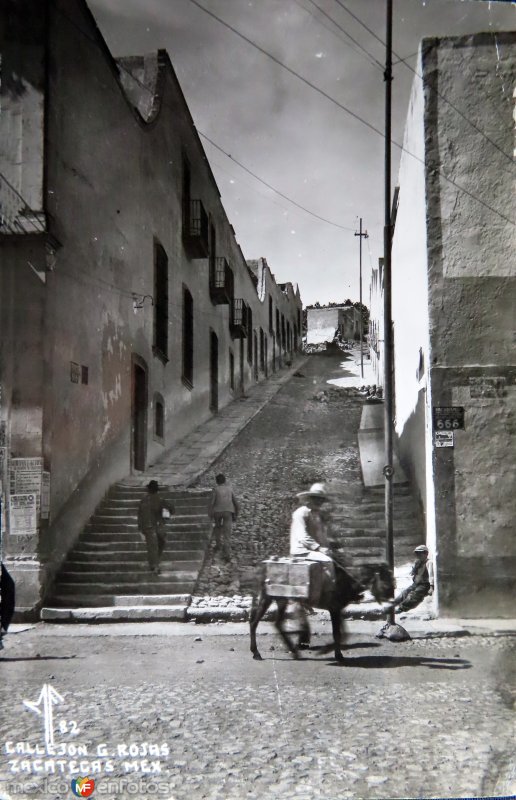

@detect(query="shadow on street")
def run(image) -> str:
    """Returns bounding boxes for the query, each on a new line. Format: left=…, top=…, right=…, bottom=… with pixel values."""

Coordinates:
left=327, top=655, right=472, bottom=670
left=0, top=655, right=77, bottom=663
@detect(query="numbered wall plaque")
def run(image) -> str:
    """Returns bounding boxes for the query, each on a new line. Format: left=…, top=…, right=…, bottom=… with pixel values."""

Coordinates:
left=432, top=406, right=464, bottom=431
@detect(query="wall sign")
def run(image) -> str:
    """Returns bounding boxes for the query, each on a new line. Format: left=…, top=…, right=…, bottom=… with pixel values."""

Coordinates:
left=435, top=431, right=454, bottom=448
left=433, top=406, right=464, bottom=430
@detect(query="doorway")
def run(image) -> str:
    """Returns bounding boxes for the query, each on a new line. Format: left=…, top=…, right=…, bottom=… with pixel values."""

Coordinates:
left=132, top=360, right=148, bottom=472
left=210, top=330, right=218, bottom=413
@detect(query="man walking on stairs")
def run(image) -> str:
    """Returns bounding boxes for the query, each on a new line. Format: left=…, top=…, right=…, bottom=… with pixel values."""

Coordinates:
left=137, top=480, right=175, bottom=575
left=208, top=473, right=239, bottom=562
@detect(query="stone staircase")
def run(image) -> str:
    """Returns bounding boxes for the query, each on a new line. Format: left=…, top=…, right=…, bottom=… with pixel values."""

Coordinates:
left=42, top=484, right=212, bottom=619
left=329, top=480, right=424, bottom=567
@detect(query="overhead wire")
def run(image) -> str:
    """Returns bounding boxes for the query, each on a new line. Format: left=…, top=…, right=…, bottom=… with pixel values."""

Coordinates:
left=297, top=0, right=384, bottom=71
left=198, top=132, right=356, bottom=232
left=291, top=0, right=382, bottom=70
left=58, top=0, right=516, bottom=227
left=4, top=0, right=514, bottom=283
left=187, top=0, right=515, bottom=227
left=331, top=0, right=515, bottom=167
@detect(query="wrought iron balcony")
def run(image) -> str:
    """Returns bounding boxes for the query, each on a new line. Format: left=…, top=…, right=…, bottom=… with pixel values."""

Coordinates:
left=183, top=198, right=209, bottom=258
left=230, top=298, right=248, bottom=339
left=0, top=173, right=47, bottom=236
left=210, top=257, right=234, bottom=305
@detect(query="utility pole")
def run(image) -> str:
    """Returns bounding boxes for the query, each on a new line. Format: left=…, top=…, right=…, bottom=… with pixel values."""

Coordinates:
left=384, top=0, right=395, bottom=625
left=354, top=218, right=369, bottom=380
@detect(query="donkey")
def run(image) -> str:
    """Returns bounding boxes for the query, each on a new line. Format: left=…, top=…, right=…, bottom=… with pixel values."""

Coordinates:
left=249, top=561, right=394, bottom=663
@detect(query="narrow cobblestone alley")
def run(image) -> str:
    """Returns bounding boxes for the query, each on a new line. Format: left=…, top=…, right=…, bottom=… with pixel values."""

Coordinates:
left=193, top=351, right=420, bottom=596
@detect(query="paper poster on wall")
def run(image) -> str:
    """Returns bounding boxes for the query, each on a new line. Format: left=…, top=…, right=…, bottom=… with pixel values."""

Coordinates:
left=9, top=493, right=37, bottom=535
left=10, top=458, right=44, bottom=515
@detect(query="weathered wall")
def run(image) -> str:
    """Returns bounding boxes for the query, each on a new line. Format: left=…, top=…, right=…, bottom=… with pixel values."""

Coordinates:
left=423, top=33, right=516, bottom=615
left=391, top=50, right=432, bottom=520
left=0, top=0, right=302, bottom=612
left=0, top=242, right=48, bottom=609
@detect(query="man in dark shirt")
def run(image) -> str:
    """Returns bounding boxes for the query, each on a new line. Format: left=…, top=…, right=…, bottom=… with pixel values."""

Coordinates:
left=137, top=481, right=175, bottom=575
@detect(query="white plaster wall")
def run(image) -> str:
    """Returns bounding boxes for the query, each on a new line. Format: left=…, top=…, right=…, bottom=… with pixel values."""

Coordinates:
left=392, top=52, right=431, bottom=440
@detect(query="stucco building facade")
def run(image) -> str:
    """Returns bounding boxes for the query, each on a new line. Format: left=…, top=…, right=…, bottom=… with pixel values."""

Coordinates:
left=0, top=0, right=302, bottom=613
left=392, top=32, right=515, bottom=616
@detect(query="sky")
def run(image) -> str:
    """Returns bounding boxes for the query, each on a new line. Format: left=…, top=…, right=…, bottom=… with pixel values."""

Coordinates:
left=89, top=0, right=515, bottom=306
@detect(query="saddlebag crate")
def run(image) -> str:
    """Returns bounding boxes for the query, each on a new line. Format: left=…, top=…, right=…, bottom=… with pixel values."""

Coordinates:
left=263, top=557, right=324, bottom=604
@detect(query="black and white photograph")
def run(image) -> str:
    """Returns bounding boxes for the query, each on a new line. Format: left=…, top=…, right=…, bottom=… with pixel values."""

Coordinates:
left=0, top=0, right=515, bottom=798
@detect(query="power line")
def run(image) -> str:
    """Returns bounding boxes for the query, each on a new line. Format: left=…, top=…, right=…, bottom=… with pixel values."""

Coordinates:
left=187, top=1, right=390, bottom=140
left=188, top=0, right=515, bottom=227
left=56, top=1, right=515, bottom=228
left=331, top=0, right=515, bottom=167
left=291, top=0, right=382, bottom=70
left=301, top=0, right=384, bottom=71
left=198, top=131, right=356, bottom=232
left=5, top=0, right=512, bottom=249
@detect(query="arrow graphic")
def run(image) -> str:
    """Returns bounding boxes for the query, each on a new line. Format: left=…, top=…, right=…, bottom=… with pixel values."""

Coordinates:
left=23, top=684, right=64, bottom=748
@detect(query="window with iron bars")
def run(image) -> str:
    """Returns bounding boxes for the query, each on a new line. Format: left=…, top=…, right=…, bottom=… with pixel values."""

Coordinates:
left=182, top=286, right=194, bottom=388
left=154, top=242, right=168, bottom=362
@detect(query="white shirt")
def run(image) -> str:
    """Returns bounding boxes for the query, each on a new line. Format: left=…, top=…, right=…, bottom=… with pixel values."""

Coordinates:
left=290, top=505, right=329, bottom=555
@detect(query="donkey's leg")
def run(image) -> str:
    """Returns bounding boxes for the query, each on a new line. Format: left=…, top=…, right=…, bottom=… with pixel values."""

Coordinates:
left=298, top=603, right=311, bottom=649
left=250, top=594, right=272, bottom=660
left=330, top=608, right=345, bottom=663
left=275, top=599, right=300, bottom=659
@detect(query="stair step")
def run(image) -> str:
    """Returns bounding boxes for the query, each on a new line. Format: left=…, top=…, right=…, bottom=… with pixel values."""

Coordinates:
left=86, top=521, right=208, bottom=530
left=68, top=550, right=204, bottom=563
left=55, top=579, right=197, bottom=595
left=91, top=512, right=208, bottom=521
left=81, top=533, right=209, bottom=544
left=83, top=530, right=209, bottom=541
left=339, top=536, right=384, bottom=548
left=47, top=591, right=193, bottom=607
left=58, top=565, right=201, bottom=582
left=111, top=486, right=211, bottom=498
left=74, top=540, right=207, bottom=560
left=41, top=605, right=189, bottom=621
left=63, top=559, right=204, bottom=573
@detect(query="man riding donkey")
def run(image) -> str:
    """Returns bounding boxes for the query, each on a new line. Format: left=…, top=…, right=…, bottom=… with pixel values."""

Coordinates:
left=249, top=481, right=394, bottom=662
left=289, top=482, right=361, bottom=649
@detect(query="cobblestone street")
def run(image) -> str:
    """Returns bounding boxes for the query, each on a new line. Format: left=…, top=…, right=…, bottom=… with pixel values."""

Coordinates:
left=193, top=352, right=370, bottom=595
left=0, top=624, right=514, bottom=800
